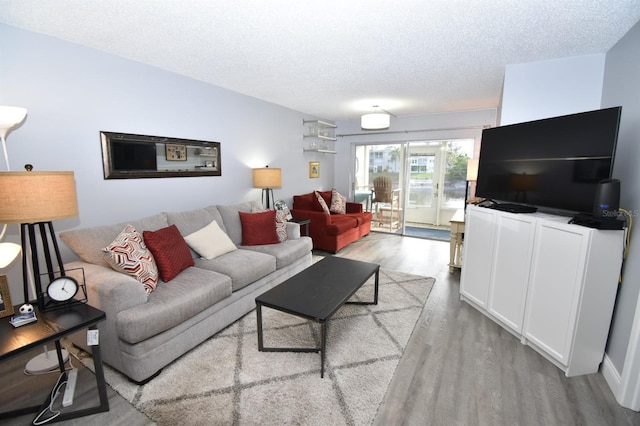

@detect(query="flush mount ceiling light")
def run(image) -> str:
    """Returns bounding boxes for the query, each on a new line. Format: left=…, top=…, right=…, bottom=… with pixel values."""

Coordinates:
left=361, top=105, right=390, bottom=130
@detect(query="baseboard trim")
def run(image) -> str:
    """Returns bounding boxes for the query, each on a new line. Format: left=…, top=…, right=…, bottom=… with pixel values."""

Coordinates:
left=602, top=354, right=622, bottom=403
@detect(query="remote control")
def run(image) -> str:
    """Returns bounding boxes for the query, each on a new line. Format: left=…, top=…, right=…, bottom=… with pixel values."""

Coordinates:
left=62, top=368, right=78, bottom=407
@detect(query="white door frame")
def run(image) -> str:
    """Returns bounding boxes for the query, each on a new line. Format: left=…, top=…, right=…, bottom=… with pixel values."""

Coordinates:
left=609, top=294, right=640, bottom=411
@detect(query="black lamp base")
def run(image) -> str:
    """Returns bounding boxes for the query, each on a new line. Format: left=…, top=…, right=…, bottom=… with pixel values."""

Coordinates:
left=20, top=221, right=87, bottom=312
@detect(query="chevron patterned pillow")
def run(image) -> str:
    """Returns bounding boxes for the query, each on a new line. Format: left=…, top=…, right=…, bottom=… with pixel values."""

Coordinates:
left=103, top=224, right=159, bottom=293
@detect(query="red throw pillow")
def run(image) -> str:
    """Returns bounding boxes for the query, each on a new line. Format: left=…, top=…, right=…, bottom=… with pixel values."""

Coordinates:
left=143, top=225, right=195, bottom=282
left=239, top=210, right=280, bottom=246
left=312, top=190, right=332, bottom=212
left=293, top=193, right=315, bottom=211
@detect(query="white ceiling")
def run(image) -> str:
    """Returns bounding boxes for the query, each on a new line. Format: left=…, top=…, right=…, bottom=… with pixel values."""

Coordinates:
left=1, top=1, right=639, bottom=121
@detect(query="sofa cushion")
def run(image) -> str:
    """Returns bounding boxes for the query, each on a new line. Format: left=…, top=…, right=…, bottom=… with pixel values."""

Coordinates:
left=184, top=220, right=237, bottom=260
left=314, top=191, right=331, bottom=214
left=326, top=216, right=359, bottom=236
left=102, top=225, right=159, bottom=294
left=344, top=212, right=373, bottom=226
left=165, top=205, right=226, bottom=237
left=217, top=201, right=263, bottom=246
left=117, top=267, right=232, bottom=344
left=194, top=249, right=276, bottom=291
left=330, top=189, right=347, bottom=214
left=239, top=210, right=280, bottom=246
left=315, top=190, right=333, bottom=210
left=60, top=213, right=169, bottom=268
left=143, top=225, right=195, bottom=282
left=240, top=237, right=313, bottom=269
left=292, top=192, right=315, bottom=211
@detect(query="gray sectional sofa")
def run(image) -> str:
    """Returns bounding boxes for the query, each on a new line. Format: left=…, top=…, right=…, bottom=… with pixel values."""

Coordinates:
left=59, top=201, right=312, bottom=383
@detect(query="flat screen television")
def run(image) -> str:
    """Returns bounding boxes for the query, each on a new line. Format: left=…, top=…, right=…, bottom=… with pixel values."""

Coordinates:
left=475, top=107, right=622, bottom=215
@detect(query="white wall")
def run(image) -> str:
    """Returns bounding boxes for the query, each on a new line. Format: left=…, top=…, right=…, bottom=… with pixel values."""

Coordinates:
left=334, top=109, right=497, bottom=200
left=601, top=18, right=640, bottom=398
left=0, top=24, right=335, bottom=301
left=500, top=54, right=606, bottom=125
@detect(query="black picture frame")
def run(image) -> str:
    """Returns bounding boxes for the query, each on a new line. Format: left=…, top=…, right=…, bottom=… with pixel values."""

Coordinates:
left=101, top=131, right=222, bottom=179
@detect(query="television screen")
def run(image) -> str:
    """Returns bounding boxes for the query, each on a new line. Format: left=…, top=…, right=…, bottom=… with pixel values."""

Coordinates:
left=111, top=140, right=158, bottom=171
left=476, top=107, right=622, bottom=214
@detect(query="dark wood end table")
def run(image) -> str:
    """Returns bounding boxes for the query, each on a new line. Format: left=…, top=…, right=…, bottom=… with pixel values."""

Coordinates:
left=289, top=218, right=311, bottom=237
left=0, top=303, right=109, bottom=423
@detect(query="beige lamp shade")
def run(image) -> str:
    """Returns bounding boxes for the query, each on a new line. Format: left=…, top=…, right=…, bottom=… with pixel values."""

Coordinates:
left=0, top=171, right=79, bottom=223
left=253, top=167, right=281, bottom=189
left=466, top=159, right=479, bottom=181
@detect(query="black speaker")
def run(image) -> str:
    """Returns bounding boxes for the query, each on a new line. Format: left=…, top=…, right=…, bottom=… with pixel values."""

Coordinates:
left=593, top=179, right=620, bottom=219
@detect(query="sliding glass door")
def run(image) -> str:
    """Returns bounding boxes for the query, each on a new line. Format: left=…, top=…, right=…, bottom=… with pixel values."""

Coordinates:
left=353, top=139, right=473, bottom=236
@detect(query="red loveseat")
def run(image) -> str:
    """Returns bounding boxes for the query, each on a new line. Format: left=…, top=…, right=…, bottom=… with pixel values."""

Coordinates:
left=292, top=190, right=372, bottom=253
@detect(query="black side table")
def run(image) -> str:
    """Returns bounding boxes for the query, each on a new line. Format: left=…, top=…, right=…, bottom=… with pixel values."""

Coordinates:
left=289, top=218, right=311, bottom=237
left=0, top=303, right=109, bottom=422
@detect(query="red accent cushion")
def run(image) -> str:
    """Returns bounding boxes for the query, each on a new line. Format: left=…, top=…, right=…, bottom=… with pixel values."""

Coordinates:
left=312, top=190, right=332, bottom=212
left=314, top=191, right=331, bottom=214
left=239, top=210, right=280, bottom=246
left=143, top=225, right=195, bottom=282
left=326, top=216, right=359, bottom=236
left=293, top=193, right=315, bottom=211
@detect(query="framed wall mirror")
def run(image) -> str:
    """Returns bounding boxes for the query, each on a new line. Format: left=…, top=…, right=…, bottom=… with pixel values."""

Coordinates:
left=101, top=131, right=222, bottom=179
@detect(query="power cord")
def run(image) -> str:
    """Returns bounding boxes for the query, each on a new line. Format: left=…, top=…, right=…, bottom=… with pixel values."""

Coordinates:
left=32, top=371, right=66, bottom=425
left=618, top=208, right=633, bottom=284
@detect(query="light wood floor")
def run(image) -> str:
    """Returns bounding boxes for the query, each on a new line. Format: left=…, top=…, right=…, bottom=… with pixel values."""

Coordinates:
left=334, top=232, right=640, bottom=425
left=4, top=232, right=638, bottom=425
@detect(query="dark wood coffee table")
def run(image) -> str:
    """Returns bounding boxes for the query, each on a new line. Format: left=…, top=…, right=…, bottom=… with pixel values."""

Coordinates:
left=255, top=256, right=380, bottom=377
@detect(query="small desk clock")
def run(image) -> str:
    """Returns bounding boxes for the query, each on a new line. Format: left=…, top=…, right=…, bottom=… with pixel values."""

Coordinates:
left=47, top=276, right=79, bottom=302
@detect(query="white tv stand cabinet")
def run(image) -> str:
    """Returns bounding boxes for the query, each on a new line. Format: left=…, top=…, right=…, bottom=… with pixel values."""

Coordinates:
left=460, top=205, right=624, bottom=376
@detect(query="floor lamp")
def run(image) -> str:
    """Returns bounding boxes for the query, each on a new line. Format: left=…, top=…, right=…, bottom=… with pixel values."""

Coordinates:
left=253, top=166, right=282, bottom=209
left=0, top=106, right=27, bottom=268
left=0, top=170, right=79, bottom=373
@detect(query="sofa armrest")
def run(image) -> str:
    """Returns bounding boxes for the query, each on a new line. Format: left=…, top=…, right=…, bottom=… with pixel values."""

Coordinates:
left=65, top=260, right=149, bottom=372
left=346, top=202, right=363, bottom=214
left=285, top=222, right=301, bottom=239
left=291, top=209, right=331, bottom=226
left=66, top=261, right=149, bottom=313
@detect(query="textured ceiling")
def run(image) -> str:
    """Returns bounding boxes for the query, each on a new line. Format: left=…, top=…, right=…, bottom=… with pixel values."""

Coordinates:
left=1, top=1, right=639, bottom=121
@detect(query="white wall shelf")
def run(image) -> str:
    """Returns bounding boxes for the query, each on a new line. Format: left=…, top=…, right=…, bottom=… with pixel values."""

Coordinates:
left=303, top=148, right=336, bottom=154
left=303, top=119, right=337, bottom=153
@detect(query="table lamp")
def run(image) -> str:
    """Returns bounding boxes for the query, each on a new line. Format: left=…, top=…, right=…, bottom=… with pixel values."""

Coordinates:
left=253, top=166, right=281, bottom=209
left=0, top=170, right=79, bottom=311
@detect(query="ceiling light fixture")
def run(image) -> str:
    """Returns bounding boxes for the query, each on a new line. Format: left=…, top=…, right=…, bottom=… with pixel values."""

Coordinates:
left=361, top=105, right=390, bottom=130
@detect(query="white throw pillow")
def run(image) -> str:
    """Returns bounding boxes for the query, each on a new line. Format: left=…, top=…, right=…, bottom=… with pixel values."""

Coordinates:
left=184, top=220, right=237, bottom=260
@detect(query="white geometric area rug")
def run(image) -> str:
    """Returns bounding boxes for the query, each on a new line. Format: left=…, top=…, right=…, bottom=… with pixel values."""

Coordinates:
left=84, top=268, right=434, bottom=426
